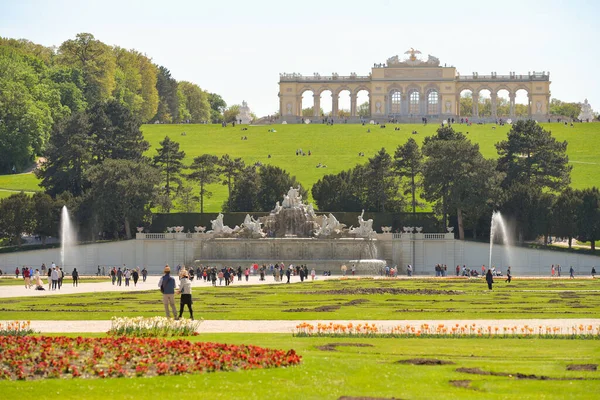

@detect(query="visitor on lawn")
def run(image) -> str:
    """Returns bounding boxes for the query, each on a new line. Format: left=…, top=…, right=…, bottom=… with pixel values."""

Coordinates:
left=72, top=268, right=79, bottom=287
left=178, top=271, right=193, bottom=320
left=158, top=265, right=177, bottom=318
left=486, top=268, right=494, bottom=290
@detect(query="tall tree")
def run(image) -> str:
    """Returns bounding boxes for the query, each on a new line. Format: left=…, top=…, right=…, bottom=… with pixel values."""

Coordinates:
left=312, top=169, right=361, bottom=212
left=223, top=166, right=260, bottom=212
left=257, top=165, right=306, bottom=212
left=188, top=154, right=219, bottom=213
left=357, top=102, right=370, bottom=117
left=207, top=92, right=227, bottom=123
left=154, top=65, right=179, bottom=123
left=31, top=192, right=59, bottom=244
left=57, top=33, right=116, bottom=104
left=176, top=186, right=198, bottom=213
left=136, top=52, right=158, bottom=122
left=153, top=136, right=186, bottom=211
left=37, top=111, right=93, bottom=197
left=223, top=105, right=240, bottom=123
left=218, top=155, right=245, bottom=211
left=0, top=49, right=59, bottom=172
left=496, top=120, right=571, bottom=191
left=89, top=99, right=149, bottom=163
left=576, top=187, right=600, bottom=251
left=112, top=46, right=143, bottom=117
left=422, top=126, right=500, bottom=239
left=0, top=192, right=34, bottom=245
left=178, top=81, right=210, bottom=122
left=552, top=188, right=581, bottom=248
left=366, top=148, right=398, bottom=212
left=394, top=138, right=423, bottom=215
left=84, top=159, right=159, bottom=239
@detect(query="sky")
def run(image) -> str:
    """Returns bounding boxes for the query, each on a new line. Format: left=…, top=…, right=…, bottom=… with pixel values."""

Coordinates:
left=1, top=0, right=599, bottom=117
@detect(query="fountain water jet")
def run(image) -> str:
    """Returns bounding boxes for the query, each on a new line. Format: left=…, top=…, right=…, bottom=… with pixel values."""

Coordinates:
left=60, top=206, right=77, bottom=270
left=489, top=211, right=512, bottom=271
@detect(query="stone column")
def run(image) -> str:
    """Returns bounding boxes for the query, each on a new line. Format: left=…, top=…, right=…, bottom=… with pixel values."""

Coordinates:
left=332, top=93, right=339, bottom=117
left=278, top=93, right=283, bottom=117
left=401, top=93, right=409, bottom=116
left=527, top=93, right=532, bottom=117
left=456, top=95, right=461, bottom=116
left=313, top=93, right=320, bottom=118
left=509, top=93, right=516, bottom=118
left=472, top=93, right=479, bottom=118
left=350, top=94, right=357, bottom=117
left=296, top=95, right=302, bottom=117
left=420, top=93, right=426, bottom=116
left=490, top=93, right=498, bottom=119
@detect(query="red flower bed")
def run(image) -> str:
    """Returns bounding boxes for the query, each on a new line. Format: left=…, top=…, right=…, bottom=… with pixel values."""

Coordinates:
left=0, top=336, right=301, bottom=380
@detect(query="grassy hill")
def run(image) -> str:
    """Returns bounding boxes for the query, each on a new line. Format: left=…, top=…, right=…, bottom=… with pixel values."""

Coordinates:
left=1, top=122, right=599, bottom=212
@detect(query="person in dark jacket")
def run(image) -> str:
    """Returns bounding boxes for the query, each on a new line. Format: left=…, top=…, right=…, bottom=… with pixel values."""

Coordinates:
left=132, top=269, right=139, bottom=286
left=72, top=268, right=79, bottom=287
left=485, top=269, right=494, bottom=290
left=158, top=265, right=177, bottom=318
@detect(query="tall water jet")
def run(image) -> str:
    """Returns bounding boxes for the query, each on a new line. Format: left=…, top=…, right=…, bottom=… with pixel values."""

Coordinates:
left=60, top=206, right=76, bottom=270
left=489, top=211, right=512, bottom=270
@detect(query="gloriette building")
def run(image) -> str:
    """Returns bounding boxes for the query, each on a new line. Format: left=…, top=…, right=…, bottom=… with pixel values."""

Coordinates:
left=278, top=48, right=550, bottom=122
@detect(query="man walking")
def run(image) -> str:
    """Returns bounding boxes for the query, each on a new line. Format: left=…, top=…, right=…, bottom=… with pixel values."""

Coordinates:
left=158, top=265, right=177, bottom=318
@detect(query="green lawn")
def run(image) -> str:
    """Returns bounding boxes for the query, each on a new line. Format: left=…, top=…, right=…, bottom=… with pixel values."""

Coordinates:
left=0, top=174, right=40, bottom=193
left=1, top=122, right=599, bottom=212
left=1, top=334, right=598, bottom=399
left=0, top=277, right=110, bottom=286
left=142, top=122, right=600, bottom=211
left=2, top=278, right=599, bottom=321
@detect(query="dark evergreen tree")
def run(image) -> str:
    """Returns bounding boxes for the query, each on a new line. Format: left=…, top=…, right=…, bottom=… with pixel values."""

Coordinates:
left=153, top=136, right=186, bottom=211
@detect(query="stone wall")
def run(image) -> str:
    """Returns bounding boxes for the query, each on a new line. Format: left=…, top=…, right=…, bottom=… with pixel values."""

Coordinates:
left=1, top=234, right=598, bottom=276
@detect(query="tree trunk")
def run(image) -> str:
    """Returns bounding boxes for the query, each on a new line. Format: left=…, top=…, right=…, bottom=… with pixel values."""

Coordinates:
left=124, top=217, right=131, bottom=239
left=411, top=174, right=416, bottom=215
left=592, top=238, right=596, bottom=252
left=457, top=208, right=464, bottom=240
left=200, top=183, right=204, bottom=214
left=473, top=226, right=477, bottom=239
left=568, top=236, right=572, bottom=249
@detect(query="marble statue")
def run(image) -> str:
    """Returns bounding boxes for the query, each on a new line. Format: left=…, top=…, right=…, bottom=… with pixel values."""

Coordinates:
left=426, top=54, right=440, bottom=66
left=349, top=210, right=375, bottom=238
left=210, top=213, right=234, bottom=234
left=238, top=100, right=253, bottom=124
left=282, top=186, right=302, bottom=208
left=315, top=213, right=346, bottom=237
left=241, top=214, right=264, bottom=237
left=578, top=99, right=594, bottom=122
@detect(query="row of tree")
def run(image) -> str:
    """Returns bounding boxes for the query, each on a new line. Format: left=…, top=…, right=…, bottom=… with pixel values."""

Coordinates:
left=0, top=33, right=235, bottom=174
left=311, top=121, right=600, bottom=248
left=152, top=136, right=304, bottom=213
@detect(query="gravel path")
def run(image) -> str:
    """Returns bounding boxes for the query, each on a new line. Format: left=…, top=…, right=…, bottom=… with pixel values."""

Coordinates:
left=13, top=318, right=600, bottom=334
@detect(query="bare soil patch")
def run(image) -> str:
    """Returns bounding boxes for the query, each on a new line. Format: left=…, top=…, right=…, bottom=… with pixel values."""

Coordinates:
left=449, top=380, right=471, bottom=388
left=397, top=358, right=454, bottom=366
left=456, top=367, right=598, bottom=381
left=317, top=343, right=374, bottom=352
left=283, top=304, right=341, bottom=312
left=567, top=364, right=597, bottom=371
left=339, top=397, right=400, bottom=400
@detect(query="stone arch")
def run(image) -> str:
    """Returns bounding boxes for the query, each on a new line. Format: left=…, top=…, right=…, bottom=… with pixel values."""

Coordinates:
left=475, top=85, right=494, bottom=95
left=493, top=84, right=513, bottom=97
left=336, top=87, right=353, bottom=117
left=353, top=85, right=370, bottom=96
left=299, top=86, right=316, bottom=96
